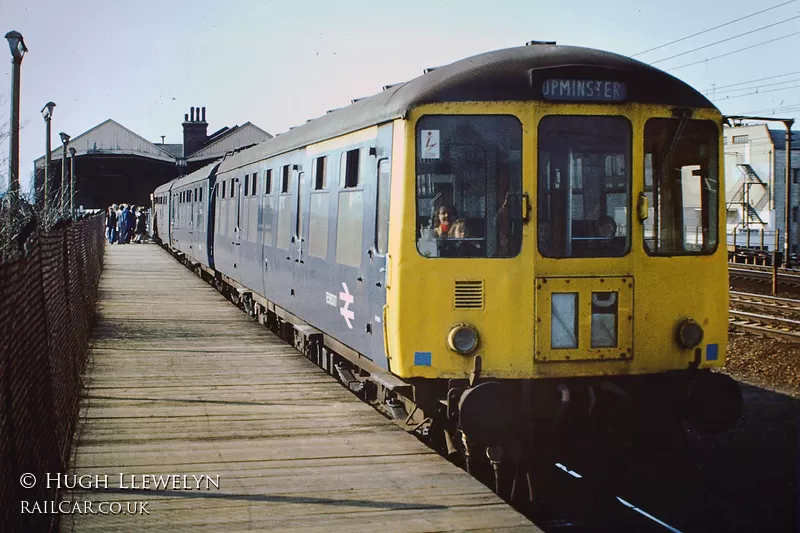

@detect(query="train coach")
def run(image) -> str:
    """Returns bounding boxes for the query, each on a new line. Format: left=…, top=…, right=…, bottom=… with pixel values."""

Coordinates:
left=152, top=41, right=742, bottom=494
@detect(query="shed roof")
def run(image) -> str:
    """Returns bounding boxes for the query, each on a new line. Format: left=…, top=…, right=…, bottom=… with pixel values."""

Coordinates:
left=34, top=119, right=175, bottom=166
left=156, top=144, right=184, bottom=158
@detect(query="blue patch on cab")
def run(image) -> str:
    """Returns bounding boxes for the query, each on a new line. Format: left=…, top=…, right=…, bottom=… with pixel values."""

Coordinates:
left=414, top=352, right=432, bottom=366
left=706, top=343, right=718, bottom=361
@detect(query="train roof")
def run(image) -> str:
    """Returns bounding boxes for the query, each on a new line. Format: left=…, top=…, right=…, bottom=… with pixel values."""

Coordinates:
left=153, top=160, right=220, bottom=195
left=214, top=44, right=718, bottom=173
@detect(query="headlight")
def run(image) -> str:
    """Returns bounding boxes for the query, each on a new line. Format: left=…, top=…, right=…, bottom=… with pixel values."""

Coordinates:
left=447, top=323, right=479, bottom=355
left=677, top=319, right=704, bottom=348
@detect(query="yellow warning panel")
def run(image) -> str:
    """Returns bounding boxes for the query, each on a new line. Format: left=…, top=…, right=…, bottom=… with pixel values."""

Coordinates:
left=535, top=277, right=633, bottom=363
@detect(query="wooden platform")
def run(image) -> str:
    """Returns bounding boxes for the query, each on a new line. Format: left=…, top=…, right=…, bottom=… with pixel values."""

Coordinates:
left=62, top=243, right=540, bottom=532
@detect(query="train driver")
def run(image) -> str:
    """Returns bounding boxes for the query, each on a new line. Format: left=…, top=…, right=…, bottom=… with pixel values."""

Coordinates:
left=595, top=215, right=626, bottom=255
left=597, top=215, right=617, bottom=238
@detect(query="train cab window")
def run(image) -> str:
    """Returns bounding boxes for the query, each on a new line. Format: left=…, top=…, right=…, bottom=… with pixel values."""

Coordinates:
left=341, top=149, right=360, bottom=188
left=222, top=181, right=226, bottom=198
left=230, top=179, right=235, bottom=197
left=643, top=118, right=719, bottom=255
left=199, top=188, right=203, bottom=202
left=314, top=156, right=327, bottom=190
left=537, top=116, right=631, bottom=258
left=244, top=174, right=250, bottom=196
left=415, top=115, right=523, bottom=258
left=252, top=172, right=258, bottom=196
left=264, top=169, right=273, bottom=194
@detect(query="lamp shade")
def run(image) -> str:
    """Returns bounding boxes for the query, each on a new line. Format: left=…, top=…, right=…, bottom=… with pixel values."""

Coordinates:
left=5, top=31, right=27, bottom=60
left=41, top=101, right=56, bottom=120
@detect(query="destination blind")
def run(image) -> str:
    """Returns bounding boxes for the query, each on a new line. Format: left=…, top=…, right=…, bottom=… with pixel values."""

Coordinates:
left=542, top=79, right=627, bottom=102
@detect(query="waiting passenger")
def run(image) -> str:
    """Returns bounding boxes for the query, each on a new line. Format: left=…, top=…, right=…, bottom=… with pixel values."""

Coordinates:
left=442, top=219, right=481, bottom=257
left=106, top=205, right=118, bottom=244
left=448, top=219, right=469, bottom=239
left=134, top=208, right=147, bottom=243
left=433, top=205, right=458, bottom=237
left=117, top=204, right=128, bottom=244
left=125, top=205, right=136, bottom=244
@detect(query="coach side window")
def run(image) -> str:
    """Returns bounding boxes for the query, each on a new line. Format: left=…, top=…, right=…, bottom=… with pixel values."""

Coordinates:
left=281, top=165, right=290, bottom=193
left=340, top=149, right=360, bottom=188
left=264, top=169, right=273, bottom=194
left=315, top=156, right=327, bottom=190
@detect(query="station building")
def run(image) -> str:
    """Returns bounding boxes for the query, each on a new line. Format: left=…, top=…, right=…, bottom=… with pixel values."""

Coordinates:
left=723, top=123, right=799, bottom=255
left=32, top=107, right=271, bottom=210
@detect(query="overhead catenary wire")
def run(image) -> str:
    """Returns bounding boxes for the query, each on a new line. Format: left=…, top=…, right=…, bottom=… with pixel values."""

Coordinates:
left=668, top=31, right=800, bottom=71
left=736, top=103, right=800, bottom=116
left=710, top=78, right=800, bottom=96
left=632, top=0, right=798, bottom=57
left=701, top=71, right=800, bottom=93
left=714, top=83, right=800, bottom=101
left=650, top=14, right=800, bottom=64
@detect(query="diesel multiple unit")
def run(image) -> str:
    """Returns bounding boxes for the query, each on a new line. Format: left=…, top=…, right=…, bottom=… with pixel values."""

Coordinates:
left=152, top=42, right=742, bottom=494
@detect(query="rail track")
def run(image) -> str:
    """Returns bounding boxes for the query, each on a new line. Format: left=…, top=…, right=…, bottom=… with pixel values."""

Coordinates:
left=728, top=291, right=800, bottom=340
left=531, top=461, right=687, bottom=532
left=728, top=264, right=800, bottom=290
left=729, top=291, right=800, bottom=318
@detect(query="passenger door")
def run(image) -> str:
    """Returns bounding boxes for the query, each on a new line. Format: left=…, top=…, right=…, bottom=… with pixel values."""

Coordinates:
left=234, top=178, right=243, bottom=273
left=366, top=158, right=391, bottom=368
left=188, top=188, right=196, bottom=257
left=292, top=170, right=309, bottom=314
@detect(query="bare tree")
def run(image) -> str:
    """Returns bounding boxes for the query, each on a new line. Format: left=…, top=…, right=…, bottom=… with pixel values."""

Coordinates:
left=0, top=95, right=67, bottom=262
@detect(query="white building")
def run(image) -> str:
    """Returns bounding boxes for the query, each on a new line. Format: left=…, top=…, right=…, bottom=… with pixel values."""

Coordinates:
left=723, top=123, right=799, bottom=255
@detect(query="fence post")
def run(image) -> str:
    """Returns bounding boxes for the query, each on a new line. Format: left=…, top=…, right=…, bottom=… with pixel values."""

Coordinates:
left=772, top=250, right=779, bottom=296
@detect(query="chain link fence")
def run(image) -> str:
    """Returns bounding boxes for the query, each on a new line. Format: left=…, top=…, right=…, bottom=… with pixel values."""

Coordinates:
left=0, top=214, right=104, bottom=532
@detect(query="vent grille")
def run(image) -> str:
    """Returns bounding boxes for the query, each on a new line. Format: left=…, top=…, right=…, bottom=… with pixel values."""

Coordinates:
left=454, top=280, right=484, bottom=309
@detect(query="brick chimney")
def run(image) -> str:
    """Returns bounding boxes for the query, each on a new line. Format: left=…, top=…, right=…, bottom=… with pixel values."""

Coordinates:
left=182, top=106, right=208, bottom=157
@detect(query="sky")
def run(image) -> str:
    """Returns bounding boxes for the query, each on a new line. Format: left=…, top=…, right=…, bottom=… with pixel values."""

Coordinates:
left=0, top=0, right=798, bottom=194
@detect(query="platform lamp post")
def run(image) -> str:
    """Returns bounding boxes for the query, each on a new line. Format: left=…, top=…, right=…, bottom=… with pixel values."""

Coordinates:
left=5, top=31, right=27, bottom=210
left=68, top=147, right=76, bottom=217
left=41, top=101, right=55, bottom=210
left=59, top=132, right=70, bottom=216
